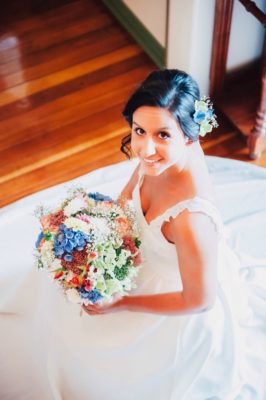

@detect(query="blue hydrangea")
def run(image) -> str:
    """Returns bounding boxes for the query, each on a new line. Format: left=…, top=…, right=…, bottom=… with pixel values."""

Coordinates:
left=35, top=232, right=45, bottom=249
left=193, top=110, right=206, bottom=123
left=88, top=192, right=113, bottom=202
left=64, top=254, right=73, bottom=262
left=206, top=109, right=214, bottom=119
left=53, top=224, right=92, bottom=262
left=193, top=109, right=213, bottom=124
left=78, top=288, right=102, bottom=304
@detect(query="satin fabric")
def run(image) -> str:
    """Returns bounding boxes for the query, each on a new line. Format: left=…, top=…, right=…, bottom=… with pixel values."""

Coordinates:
left=0, top=156, right=266, bottom=399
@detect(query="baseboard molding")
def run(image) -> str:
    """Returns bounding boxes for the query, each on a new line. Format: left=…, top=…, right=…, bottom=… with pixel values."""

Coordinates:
left=102, top=0, right=165, bottom=68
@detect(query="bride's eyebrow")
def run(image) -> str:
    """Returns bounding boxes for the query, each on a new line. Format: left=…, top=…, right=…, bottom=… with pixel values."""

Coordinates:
left=132, top=121, right=146, bottom=128
left=132, top=121, right=171, bottom=130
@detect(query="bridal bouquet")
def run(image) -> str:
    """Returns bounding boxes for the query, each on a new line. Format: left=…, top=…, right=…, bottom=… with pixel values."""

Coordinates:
left=34, top=188, right=142, bottom=305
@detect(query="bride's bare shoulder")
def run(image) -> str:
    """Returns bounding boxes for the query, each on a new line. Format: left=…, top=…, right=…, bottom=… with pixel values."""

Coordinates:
left=119, top=163, right=141, bottom=201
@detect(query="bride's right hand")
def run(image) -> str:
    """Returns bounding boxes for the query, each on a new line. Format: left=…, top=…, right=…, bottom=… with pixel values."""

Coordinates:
left=82, top=296, right=127, bottom=316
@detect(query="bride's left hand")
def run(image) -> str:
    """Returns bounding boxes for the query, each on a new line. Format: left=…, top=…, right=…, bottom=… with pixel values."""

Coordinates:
left=82, top=296, right=126, bottom=316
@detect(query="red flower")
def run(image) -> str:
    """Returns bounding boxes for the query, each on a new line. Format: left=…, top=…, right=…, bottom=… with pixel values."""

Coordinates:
left=54, top=271, right=64, bottom=279
left=61, top=248, right=88, bottom=274
left=50, top=210, right=66, bottom=229
left=89, top=251, right=98, bottom=259
left=84, top=279, right=91, bottom=292
left=72, top=248, right=88, bottom=265
left=70, top=276, right=79, bottom=286
left=123, top=236, right=137, bottom=254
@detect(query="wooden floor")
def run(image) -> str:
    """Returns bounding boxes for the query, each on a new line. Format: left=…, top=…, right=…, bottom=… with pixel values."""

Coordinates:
left=0, top=0, right=265, bottom=208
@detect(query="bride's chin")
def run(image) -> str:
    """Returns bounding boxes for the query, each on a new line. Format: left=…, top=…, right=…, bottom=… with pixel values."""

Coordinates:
left=138, top=158, right=165, bottom=175
left=142, top=165, right=163, bottom=176
left=144, top=170, right=161, bottom=177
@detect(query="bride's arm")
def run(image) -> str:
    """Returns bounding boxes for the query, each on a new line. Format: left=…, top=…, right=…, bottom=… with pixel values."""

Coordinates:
left=117, top=162, right=140, bottom=205
left=119, top=209, right=218, bottom=315
left=83, top=210, right=218, bottom=316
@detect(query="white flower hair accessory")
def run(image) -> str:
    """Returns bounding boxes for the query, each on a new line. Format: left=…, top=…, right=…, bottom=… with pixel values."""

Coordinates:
left=193, top=96, right=219, bottom=137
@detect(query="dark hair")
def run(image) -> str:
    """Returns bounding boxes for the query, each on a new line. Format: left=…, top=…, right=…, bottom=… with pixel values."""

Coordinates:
left=120, top=68, right=201, bottom=158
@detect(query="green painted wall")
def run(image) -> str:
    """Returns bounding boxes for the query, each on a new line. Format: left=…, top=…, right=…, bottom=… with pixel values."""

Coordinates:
left=102, top=0, right=165, bottom=68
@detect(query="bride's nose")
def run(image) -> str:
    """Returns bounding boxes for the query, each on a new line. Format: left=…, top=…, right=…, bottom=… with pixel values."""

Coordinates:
left=144, top=137, right=156, bottom=156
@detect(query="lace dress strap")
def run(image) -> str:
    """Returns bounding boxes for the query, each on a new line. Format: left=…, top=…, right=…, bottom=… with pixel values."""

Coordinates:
left=152, top=197, right=226, bottom=241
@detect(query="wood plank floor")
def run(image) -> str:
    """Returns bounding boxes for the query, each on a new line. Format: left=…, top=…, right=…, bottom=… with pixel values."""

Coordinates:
left=0, top=0, right=265, bottom=208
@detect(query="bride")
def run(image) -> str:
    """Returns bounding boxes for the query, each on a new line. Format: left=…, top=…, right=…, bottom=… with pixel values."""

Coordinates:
left=0, top=69, right=266, bottom=400
left=83, top=69, right=219, bottom=318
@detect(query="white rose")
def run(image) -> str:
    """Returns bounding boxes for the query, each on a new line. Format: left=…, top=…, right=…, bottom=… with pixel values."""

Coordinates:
left=64, top=217, right=90, bottom=233
left=40, top=241, right=55, bottom=269
left=66, top=288, right=82, bottom=304
left=64, top=196, right=87, bottom=217
left=89, top=217, right=110, bottom=237
left=65, top=271, right=74, bottom=282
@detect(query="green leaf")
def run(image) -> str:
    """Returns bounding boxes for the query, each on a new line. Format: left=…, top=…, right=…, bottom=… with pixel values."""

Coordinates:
left=44, top=232, right=52, bottom=240
left=115, top=247, right=122, bottom=256
left=104, top=272, right=112, bottom=280
left=114, top=265, right=129, bottom=281
left=134, top=238, right=141, bottom=248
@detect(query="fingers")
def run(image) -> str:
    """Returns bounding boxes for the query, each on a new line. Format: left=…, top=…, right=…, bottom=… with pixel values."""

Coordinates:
left=81, top=297, right=121, bottom=316
left=82, top=304, right=99, bottom=315
left=82, top=304, right=103, bottom=316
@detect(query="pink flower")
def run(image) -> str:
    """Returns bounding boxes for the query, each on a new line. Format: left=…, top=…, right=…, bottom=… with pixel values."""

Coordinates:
left=76, top=214, right=91, bottom=223
left=40, top=215, right=50, bottom=231
left=133, top=252, right=142, bottom=266
left=40, top=211, right=66, bottom=233
left=116, top=217, right=130, bottom=236
left=37, top=238, right=45, bottom=251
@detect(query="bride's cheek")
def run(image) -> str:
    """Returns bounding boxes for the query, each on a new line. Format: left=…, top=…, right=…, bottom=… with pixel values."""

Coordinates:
left=130, top=140, right=138, bottom=156
left=131, top=134, right=143, bottom=156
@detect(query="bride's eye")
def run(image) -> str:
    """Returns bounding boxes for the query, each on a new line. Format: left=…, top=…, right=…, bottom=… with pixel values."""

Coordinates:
left=134, top=127, right=145, bottom=135
left=158, top=131, right=170, bottom=140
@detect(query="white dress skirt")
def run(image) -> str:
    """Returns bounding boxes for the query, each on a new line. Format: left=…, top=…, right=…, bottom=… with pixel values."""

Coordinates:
left=0, top=155, right=266, bottom=400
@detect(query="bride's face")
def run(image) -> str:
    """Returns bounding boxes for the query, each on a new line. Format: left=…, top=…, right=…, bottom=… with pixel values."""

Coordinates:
left=131, top=106, right=189, bottom=176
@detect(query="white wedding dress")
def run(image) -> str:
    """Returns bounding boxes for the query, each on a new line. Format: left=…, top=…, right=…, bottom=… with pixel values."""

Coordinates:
left=0, top=156, right=266, bottom=400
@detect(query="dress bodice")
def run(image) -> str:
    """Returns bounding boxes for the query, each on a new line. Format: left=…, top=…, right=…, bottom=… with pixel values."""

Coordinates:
left=131, top=167, right=226, bottom=294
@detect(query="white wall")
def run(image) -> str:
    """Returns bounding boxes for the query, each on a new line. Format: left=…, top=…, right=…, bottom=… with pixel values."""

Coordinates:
left=123, top=0, right=215, bottom=94
left=227, top=0, right=266, bottom=71
left=123, top=0, right=167, bottom=47
left=166, top=0, right=215, bottom=94
left=122, top=0, right=265, bottom=93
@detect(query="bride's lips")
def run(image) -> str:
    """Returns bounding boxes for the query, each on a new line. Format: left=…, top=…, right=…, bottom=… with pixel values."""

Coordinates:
left=142, top=158, right=162, bottom=166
